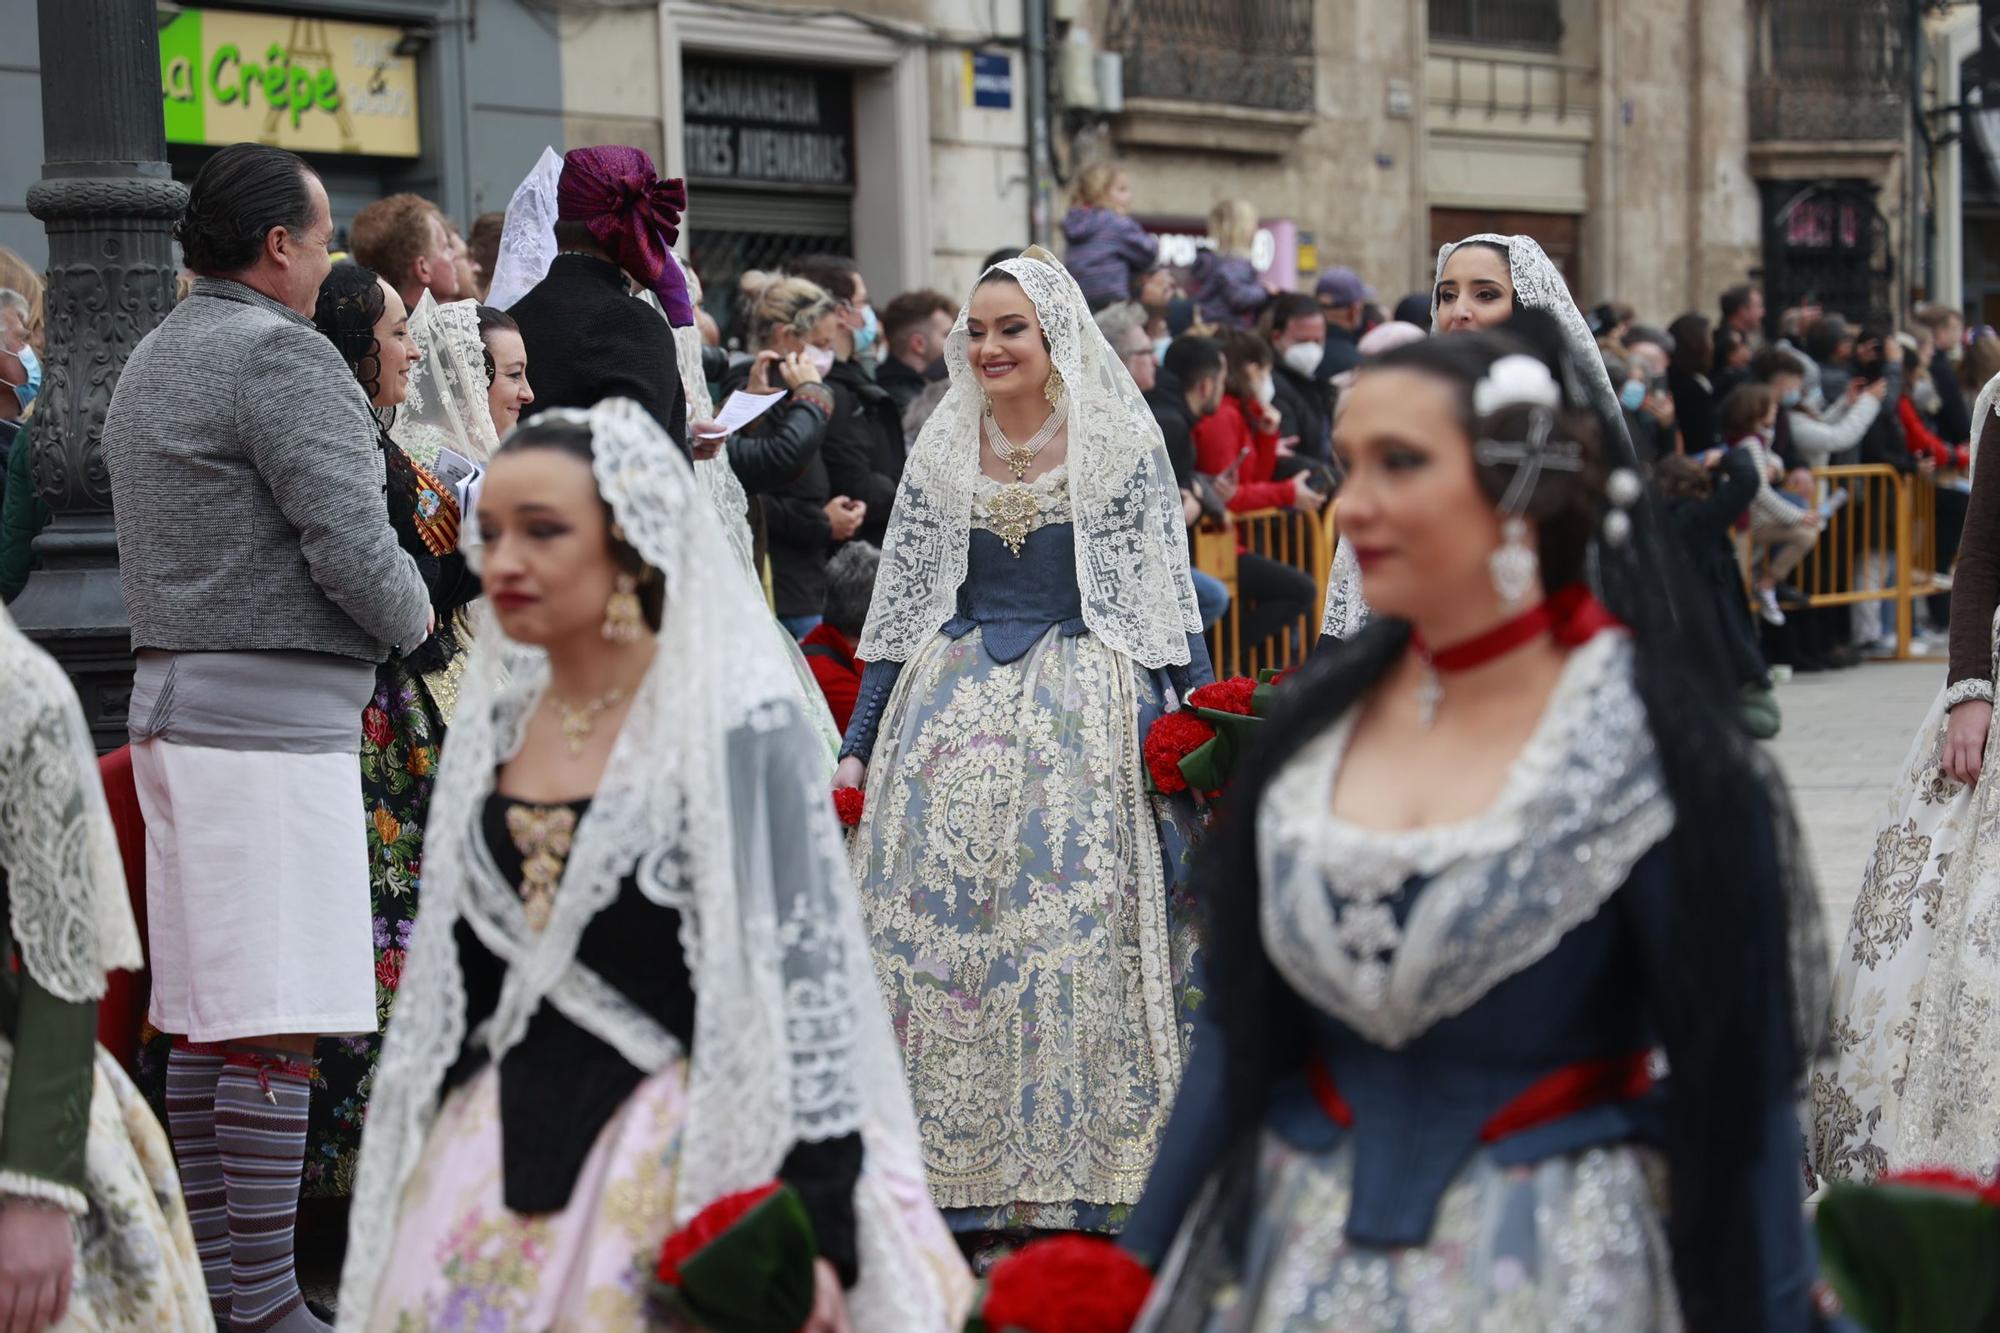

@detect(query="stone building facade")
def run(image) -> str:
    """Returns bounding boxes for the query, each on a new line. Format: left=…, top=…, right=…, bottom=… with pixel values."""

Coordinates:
left=568, top=0, right=1910, bottom=329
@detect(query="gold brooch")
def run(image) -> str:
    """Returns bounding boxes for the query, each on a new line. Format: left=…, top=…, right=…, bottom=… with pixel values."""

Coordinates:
left=986, top=484, right=1040, bottom=557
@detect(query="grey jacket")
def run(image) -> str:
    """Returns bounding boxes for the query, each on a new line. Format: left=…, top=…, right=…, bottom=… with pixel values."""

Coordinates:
left=103, top=278, right=428, bottom=663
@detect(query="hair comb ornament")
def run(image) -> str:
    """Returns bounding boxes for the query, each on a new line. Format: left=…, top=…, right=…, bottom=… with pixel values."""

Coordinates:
left=1472, top=361, right=1584, bottom=611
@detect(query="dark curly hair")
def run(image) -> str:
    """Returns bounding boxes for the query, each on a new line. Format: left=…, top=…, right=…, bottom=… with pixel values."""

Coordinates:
left=313, top=263, right=386, bottom=400
left=175, top=143, right=319, bottom=276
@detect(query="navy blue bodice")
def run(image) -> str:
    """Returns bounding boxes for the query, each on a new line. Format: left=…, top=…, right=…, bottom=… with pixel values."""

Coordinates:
left=1259, top=852, right=1666, bottom=1248
left=841, top=520, right=1212, bottom=762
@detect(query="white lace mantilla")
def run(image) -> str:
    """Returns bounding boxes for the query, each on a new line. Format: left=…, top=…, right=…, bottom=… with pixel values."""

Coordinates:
left=859, top=248, right=1200, bottom=670
left=1433, top=233, right=1631, bottom=459
left=0, top=604, right=143, bottom=1004
left=339, top=400, right=962, bottom=1329
left=1257, top=633, right=1673, bottom=1050
left=485, top=147, right=562, bottom=312
left=394, top=292, right=501, bottom=469
left=1319, top=534, right=1370, bottom=640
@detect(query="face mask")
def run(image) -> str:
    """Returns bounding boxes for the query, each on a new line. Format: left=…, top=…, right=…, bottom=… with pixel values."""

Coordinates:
left=924, top=355, right=948, bottom=383
left=854, top=305, right=879, bottom=356
left=1154, top=337, right=1172, bottom=364
left=3, top=341, right=39, bottom=413
left=1781, top=388, right=1801, bottom=408
left=1913, top=378, right=1941, bottom=415
left=1282, top=342, right=1323, bottom=377
left=1620, top=378, right=1647, bottom=412
left=804, top=344, right=836, bottom=376
left=1254, top=373, right=1277, bottom=407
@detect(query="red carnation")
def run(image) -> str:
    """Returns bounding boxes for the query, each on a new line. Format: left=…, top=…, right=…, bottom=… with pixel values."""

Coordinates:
left=979, top=1235, right=1154, bottom=1333
left=1188, top=676, right=1258, bottom=716
left=361, top=705, right=393, bottom=748
left=655, top=1181, right=785, bottom=1287
left=1879, top=1167, right=1995, bottom=1200
left=832, top=787, right=865, bottom=827
left=1143, top=711, right=1216, bottom=795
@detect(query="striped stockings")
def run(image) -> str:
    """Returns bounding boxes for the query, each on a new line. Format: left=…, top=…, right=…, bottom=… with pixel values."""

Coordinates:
left=215, top=1051, right=326, bottom=1332
left=165, top=1042, right=231, bottom=1321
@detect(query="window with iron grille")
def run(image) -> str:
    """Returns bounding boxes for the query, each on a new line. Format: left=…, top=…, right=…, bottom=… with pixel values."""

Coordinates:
left=1102, top=0, right=1314, bottom=114
left=1751, top=0, right=1906, bottom=141
left=1427, top=0, right=1564, bottom=52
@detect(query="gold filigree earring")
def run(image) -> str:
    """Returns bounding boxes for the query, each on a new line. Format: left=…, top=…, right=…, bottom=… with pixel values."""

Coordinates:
left=1044, top=366, right=1065, bottom=407
left=602, top=572, right=645, bottom=643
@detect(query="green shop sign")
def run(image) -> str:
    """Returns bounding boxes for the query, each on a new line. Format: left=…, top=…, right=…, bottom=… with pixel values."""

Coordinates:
left=159, top=6, right=421, bottom=157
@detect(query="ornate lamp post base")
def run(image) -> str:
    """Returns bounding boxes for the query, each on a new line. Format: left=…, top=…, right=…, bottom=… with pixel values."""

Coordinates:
left=19, top=1, right=186, bottom=750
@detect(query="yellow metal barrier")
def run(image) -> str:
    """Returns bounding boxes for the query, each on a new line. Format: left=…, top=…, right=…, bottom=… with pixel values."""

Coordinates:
left=1787, top=464, right=1945, bottom=658
left=1197, top=508, right=1330, bottom=680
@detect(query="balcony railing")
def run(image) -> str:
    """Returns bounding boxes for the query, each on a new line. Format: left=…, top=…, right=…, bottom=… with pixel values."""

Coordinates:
left=1103, top=0, right=1314, bottom=114
left=1750, top=0, right=1907, bottom=142
left=1427, top=0, right=1564, bottom=53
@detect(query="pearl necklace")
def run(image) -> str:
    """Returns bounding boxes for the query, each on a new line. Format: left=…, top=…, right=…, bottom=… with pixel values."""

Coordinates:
left=984, top=399, right=1066, bottom=481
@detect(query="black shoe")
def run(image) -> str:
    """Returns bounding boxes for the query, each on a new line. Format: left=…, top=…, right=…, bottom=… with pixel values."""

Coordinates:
left=1775, top=582, right=1811, bottom=611
left=1826, top=644, right=1862, bottom=669
left=1793, top=654, right=1828, bottom=673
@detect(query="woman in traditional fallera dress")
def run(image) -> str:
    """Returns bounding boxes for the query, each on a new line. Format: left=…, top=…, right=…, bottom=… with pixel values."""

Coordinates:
left=0, top=600, right=211, bottom=1330
left=1124, top=328, right=1829, bottom=1332
left=833, top=248, right=1211, bottom=1243
left=1813, top=373, right=2000, bottom=1184
left=338, top=399, right=971, bottom=1329
left=300, top=267, right=484, bottom=1199
left=1321, top=234, right=1625, bottom=645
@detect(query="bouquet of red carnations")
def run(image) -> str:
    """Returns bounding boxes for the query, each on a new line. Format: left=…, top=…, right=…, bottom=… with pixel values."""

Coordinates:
left=649, top=1181, right=818, bottom=1332
left=831, top=786, right=864, bottom=828
left=1815, top=1167, right=2000, bottom=1332
left=1141, top=670, right=1291, bottom=798
left=963, top=1235, right=1154, bottom=1333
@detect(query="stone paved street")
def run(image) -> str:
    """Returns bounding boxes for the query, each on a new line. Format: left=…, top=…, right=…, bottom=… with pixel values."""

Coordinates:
left=1769, top=660, right=1942, bottom=955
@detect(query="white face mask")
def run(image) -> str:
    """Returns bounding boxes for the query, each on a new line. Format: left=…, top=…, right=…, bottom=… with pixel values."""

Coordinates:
left=1281, top=342, right=1323, bottom=377
left=1254, top=372, right=1277, bottom=407
left=804, top=344, right=836, bottom=376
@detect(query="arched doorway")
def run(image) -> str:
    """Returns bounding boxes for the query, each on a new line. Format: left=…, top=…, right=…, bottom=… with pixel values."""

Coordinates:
left=1761, top=181, right=1892, bottom=326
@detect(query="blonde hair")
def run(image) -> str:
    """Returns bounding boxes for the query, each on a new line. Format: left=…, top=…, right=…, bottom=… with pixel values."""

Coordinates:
left=742, top=273, right=837, bottom=351
left=0, top=247, right=45, bottom=346
left=1209, top=199, right=1259, bottom=258
left=1073, top=161, right=1126, bottom=210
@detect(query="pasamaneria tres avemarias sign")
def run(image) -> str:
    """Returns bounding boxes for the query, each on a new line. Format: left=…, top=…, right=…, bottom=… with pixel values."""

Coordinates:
left=159, top=7, right=421, bottom=158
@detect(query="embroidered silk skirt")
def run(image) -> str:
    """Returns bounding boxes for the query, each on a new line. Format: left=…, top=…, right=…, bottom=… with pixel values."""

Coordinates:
left=848, top=625, right=1202, bottom=1233
left=134, top=739, right=376, bottom=1043
left=1812, top=681, right=1973, bottom=1184
left=1137, top=1134, right=1678, bottom=1333
left=363, top=1061, right=974, bottom=1331
left=0, top=1037, right=212, bottom=1331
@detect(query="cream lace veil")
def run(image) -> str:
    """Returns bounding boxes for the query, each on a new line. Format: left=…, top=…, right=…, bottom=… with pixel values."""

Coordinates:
left=0, top=601, right=143, bottom=1003
left=858, top=247, right=1201, bottom=669
left=392, top=292, right=500, bottom=469
left=338, top=400, right=952, bottom=1324
left=484, top=146, right=562, bottom=313
left=1431, top=234, right=1628, bottom=453
left=1322, top=232, right=1629, bottom=639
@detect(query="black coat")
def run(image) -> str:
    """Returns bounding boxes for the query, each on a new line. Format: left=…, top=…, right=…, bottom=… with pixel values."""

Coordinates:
left=1663, top=448, right=1766, bottom=688
left=1670, top=367, right=1717, bottom=454
left=874, top=355, right=929, bottom=416
left=722, top=360, right=835, bottom=619
left=510, top=255, right=687, bottom=449
left=1144, top=373, right=1199, bottom=491
left=820, top=357, right=905, bottom=548
left=1933, top=349, right=1972, bottom=445
left=1272, top=361, right=1331, bottom=462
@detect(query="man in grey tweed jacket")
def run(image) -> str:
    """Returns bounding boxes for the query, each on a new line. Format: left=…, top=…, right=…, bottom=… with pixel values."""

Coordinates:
left=101, top=144, right=427, bottom=1333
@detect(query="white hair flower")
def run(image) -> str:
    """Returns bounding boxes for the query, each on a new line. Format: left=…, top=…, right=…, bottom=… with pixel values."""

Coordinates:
left=1473, top=354, right=1562, bottom=418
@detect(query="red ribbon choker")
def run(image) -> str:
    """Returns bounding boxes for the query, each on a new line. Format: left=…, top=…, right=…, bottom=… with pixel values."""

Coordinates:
left=1411, top=584, right=1621, bottom=673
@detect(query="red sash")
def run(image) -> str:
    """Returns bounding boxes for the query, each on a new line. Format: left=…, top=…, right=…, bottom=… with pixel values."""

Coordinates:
left=1308, top=1050, right=1655, bottom=1143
